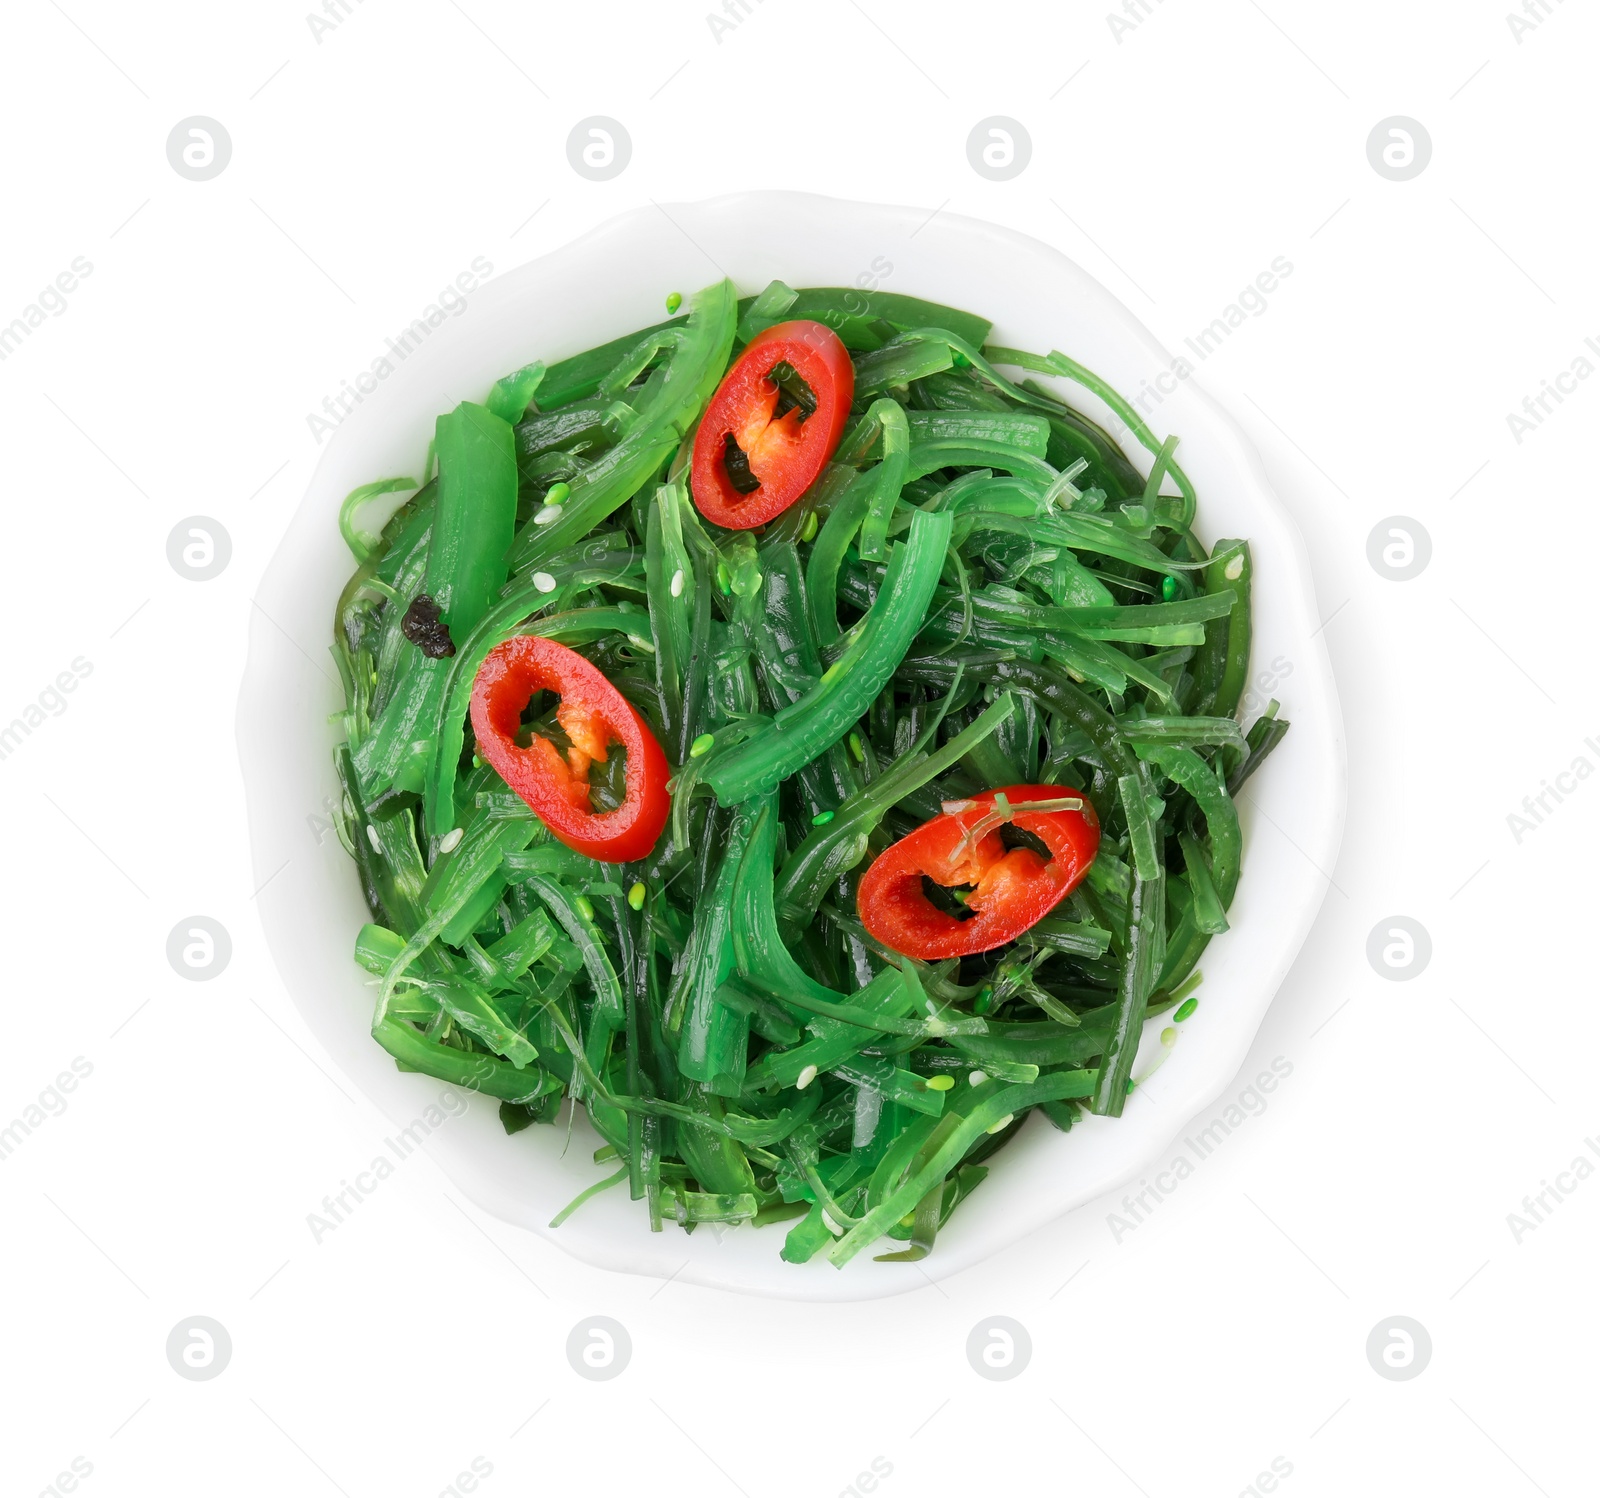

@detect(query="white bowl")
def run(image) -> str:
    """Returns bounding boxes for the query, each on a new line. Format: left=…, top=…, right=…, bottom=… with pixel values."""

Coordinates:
left=238, top=192, right=1345, bottom=1300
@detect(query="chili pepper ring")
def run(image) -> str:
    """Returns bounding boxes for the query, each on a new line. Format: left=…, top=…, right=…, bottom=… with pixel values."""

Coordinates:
left=857, top=785, right=1101, bottom=960
left=690, top=318, right=854, bottom=529
left=470, top=635, right=670, bottom=863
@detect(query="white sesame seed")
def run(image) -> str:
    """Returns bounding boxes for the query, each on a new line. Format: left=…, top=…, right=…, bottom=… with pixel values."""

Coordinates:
left=821, top=1208, right=845, bottom=1236
left=532, top=571, right=557, bottom=594
left=366, top=824, right=381, bottom=854
left=941, top=798, right=976, bottom=815
left=796, top=1064, right=818, bottom=1090
left=968, top=1070, right=987, bottom=1087
left=439, top=827, right=464, bottom=854
left=670, top=568, right=684, bottom=598
left=1224, top=554, right=1244, bottom=581
left=534, top=504, right=563, bottom=526
left=985, top=1112, right=1015, bottom=1134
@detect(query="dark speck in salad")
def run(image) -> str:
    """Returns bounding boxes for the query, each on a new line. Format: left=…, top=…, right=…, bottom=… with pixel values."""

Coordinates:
left=401, top=593, right=455, bottom=658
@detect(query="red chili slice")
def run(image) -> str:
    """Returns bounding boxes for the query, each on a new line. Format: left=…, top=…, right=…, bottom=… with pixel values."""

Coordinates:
left=690, top=319, right=854, bottom=529
left=856, top=784, right=1101, bottom=960
left=469, top=636, right=670, bottom=863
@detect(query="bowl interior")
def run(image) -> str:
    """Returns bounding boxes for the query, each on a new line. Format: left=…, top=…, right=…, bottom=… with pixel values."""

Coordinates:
left=238, top=191, right=1344, bottom=1300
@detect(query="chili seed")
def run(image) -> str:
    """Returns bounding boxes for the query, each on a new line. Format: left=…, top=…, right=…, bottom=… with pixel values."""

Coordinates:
left=533, top=571, right=557, bottom=593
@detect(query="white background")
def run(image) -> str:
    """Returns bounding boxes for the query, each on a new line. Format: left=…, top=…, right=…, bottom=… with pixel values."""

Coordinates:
left=1, top=1, right=1594, bottom=1494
